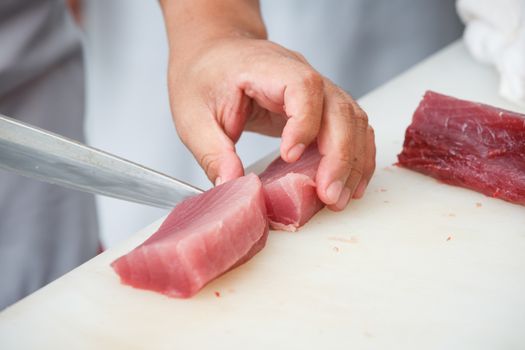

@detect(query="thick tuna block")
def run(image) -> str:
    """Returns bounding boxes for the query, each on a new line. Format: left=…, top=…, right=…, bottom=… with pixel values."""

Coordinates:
left=398, top=91, right=525, bottom=205
left=111, top=173, right=269, bottom=298
left=260, top=144, right=325, bottom=231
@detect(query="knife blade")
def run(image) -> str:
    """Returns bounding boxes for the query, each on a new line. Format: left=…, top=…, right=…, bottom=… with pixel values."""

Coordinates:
left=0, top=114, right=203, bottom=209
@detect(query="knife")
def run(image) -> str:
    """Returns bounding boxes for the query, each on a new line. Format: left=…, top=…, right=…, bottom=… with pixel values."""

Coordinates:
left=0, top=114, right=203, bottom=209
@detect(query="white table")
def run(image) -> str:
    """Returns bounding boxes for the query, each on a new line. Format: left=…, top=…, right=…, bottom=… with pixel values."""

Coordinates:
left=1, top=41, right=524, bottom=350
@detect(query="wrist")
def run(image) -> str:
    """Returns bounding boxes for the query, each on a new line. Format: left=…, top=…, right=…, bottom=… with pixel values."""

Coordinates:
left=160, top=0, right=267, bottom=59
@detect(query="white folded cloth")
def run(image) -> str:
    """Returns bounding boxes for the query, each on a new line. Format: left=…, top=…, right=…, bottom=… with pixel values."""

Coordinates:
left=457, top=0, right=525, bottom=106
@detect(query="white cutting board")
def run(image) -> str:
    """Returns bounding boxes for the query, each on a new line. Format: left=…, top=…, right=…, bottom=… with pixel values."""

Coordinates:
left=1, top=41, right=524, bottom=350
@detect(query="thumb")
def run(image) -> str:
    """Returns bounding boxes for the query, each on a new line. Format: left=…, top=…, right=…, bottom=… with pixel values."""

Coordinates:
left=176, top=107, right=244, bottom=186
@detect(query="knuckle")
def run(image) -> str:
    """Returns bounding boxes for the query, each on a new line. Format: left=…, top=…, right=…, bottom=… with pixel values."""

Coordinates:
left=292, top=50, right=308, bottom=63
left=353, top=109, right=369, bottom=131
left=336, top=101, right=356, bottom=119
left=350, top=166, right=364, bottom=177
left=335, top=98, right=369, bottom=131
left=355, top=108, right=369, bottom=123
left=334, top=148, right=354, bottom=166
left=323, top=148, right=353, bottom=176
left=300, top=69, right=324, bottom=92
left=335, top=143, right=364, bottom=168
left=346, top=167, right=364, bottom=186
left=330, top=131, right=353, bottom=162
left=199, top=152, right=220, bottom=177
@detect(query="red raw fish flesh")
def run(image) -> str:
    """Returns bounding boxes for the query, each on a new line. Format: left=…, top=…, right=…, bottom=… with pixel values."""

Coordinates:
left=260, top=143, right=325, bottom=231
left=398, top=91, right=525, bottom=205
left=111, top=173, right=269, bottom=298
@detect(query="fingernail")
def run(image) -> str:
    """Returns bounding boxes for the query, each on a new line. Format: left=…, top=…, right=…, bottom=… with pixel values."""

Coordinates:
left=286, top=143, right=305, bottom=162
left=326, top=180, right=344, bottom=204
left=335, top=187, right=352, bottom=210
left=353, top=180, right=368, bottom=199
left=215, top=177, right=223, bottom=186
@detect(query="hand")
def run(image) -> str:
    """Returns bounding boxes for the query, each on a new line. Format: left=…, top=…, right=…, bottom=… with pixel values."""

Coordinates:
left=160, top=0, right=375, bottom=211
left=167, top=37, right=375, bottom=211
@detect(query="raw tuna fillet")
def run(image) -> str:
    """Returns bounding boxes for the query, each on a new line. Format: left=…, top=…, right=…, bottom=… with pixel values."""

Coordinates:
left=111, top=173, right=269, bottom=298
left=260, top=143, right=324, bottom=231
left=398, top=91, right=525, bottom=205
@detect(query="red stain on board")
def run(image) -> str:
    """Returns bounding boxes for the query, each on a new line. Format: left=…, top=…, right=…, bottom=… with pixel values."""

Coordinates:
left=446, top=236, right=452, bottom=241
left=476, top=202, right=482, bottom=208
left=333, top=246, right=340, bottom=253
left=214, top=291, right=221, bottom=298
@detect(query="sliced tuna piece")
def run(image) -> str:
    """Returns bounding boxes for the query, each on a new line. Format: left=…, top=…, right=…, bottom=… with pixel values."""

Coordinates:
left=111, top=173, right=269, bottom=298
left=398, top=91, right=525, bottom=205
left=260, top=144, right=324, bottom=231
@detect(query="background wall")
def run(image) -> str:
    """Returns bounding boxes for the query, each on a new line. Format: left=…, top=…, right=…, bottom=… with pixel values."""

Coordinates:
left=83, top=0, right=462, bottom=248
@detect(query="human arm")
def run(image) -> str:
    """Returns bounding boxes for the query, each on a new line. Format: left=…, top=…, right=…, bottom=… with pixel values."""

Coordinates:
left=158, top=0, right=375, bottom=210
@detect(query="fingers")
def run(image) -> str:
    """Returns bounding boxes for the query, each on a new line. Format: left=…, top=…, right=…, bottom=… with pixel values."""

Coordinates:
left=280, top=71, right=324, bottom=162
left=239, top=58, right=324, bottom=163
left=236, top=45, right=374, bottom=210
left=175, top=104, right=244, bottom=186
left=316, top=82, right=373, bottom=210
left=353, top=126, right=376, bottom=199
left=329, top=125, right=375, bottom=209
left=169, top=38, right=376, bottom=200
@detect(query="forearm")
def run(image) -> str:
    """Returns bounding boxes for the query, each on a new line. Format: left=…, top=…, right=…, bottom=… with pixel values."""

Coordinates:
left=159, top=0, right=267, bottom=57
